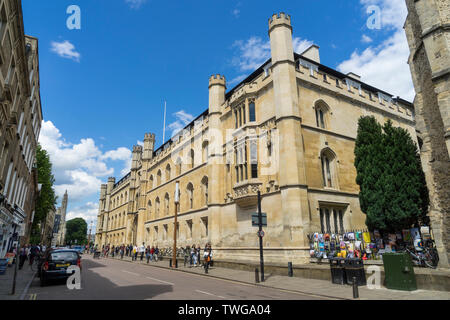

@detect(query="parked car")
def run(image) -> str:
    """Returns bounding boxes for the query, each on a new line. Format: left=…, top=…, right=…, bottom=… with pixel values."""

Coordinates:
left=72, top=246, right=84, bottom=254
left=39, top=249, right=81, bottom=286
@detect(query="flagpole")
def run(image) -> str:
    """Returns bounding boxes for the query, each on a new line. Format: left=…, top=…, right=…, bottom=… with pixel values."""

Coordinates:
left=163, top=100, right=167, bottom=143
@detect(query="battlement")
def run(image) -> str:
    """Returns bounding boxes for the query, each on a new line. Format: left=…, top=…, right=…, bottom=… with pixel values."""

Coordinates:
left=132, top=145, right=143, bottom=153
left=268, top=12, right=291, bottom=30
left=107, top=177, right=116, bottom=183
left=144, top=133, right=155, bottom=141
left=101, top=184, right=107, bottom=189
left=209, top=74, right=226, bottom=88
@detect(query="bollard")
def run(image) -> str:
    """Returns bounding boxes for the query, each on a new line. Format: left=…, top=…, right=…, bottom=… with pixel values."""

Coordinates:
left=352, top=276, right=359, bottom=299
left=288, top=262, right=293, bottom=277
left=255, top=268, right=260, bottom=283
left=169, top=259, right=172, bottom=268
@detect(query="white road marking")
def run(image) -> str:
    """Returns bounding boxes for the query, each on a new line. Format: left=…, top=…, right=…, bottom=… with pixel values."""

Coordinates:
left=122, top=270, right=140, bottom=276
left=145, top=276, right=174, bottom=286
left=195, top=289, right=227, bottom=299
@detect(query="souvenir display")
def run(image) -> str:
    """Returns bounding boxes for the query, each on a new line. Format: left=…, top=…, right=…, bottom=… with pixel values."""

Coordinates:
left=348, top=232, right=355, bottom=240
left=420, top=226, right=431, bottom=241
left=318, top=234, right=324, bottom=242
left=410, top=228, right=421, bottom=239
left=363, top=232, right=371, bottom=243
left=402, top=229, right=411, bottom=242
left=355, top=231, right=362, bottom=241
left=374, top=230, right=381, bottom=239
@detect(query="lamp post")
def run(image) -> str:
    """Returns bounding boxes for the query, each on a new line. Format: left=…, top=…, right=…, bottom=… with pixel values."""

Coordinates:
left=172, top=181, right=180, bottom=268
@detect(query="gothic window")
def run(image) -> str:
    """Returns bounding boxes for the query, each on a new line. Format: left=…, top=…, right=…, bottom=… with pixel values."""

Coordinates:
left=187, top=183, right=194, bottom=209
left=202, top=141, right=209, bottom=163
left=189, top=149, right=195, bottom=169
left=319, top=206, right=345, bottom=234
left=164, top=193, right=170, bottom=216
left=250, top=140, right=258, bottom=179
left=157, top=170, right=162, bottom=185
left=176, top=157, right=182, bottom=176
left=155, top=197, right=160, bottom=218
left=201, top=176, right=208, bottom=206
left=147, top=200, right=152, bottom=220
left=149, top=175, right=154, bottom=189
left=165, top=164, right=171, bottom=182
left=314, top=100, right=330, bottom=129
left=320, top=149, right=336, bottom=188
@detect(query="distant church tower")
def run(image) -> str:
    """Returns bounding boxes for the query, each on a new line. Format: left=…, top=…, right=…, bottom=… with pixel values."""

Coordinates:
left=56, top=191, right=69, bottom=245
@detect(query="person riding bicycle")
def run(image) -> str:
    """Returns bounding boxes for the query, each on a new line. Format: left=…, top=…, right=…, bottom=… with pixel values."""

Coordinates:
left=29, top=244, right=40, bottom=266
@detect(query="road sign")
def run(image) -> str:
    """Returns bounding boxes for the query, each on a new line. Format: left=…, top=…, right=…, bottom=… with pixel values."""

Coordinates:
left=252, top=213, right=267, bottom=227
left=258, top=230, right=265, bottom=237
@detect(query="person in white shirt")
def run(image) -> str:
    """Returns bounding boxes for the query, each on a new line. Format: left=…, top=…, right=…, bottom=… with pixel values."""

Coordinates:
left=139, top=243, right=145, bottom=261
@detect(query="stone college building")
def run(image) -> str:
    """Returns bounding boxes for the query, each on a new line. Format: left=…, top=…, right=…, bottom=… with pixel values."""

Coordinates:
left=95, top=13, right=417, bottom=264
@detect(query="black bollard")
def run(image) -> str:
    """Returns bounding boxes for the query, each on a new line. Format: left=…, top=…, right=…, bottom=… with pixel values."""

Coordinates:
left=255, top=268, right=260, bottom=283
left=288, top=262, right=293, bottom=277
left=169, top=259, right=172, bottom=268
left=352, top=276, right=359, bottom=299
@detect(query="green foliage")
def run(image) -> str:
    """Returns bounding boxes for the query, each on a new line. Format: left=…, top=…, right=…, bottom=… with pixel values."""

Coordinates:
left=354, top=117, right=429, bottom=233
left=30, top=144, right=57, bottom=244
left=65, top=218, right=88, bottom=245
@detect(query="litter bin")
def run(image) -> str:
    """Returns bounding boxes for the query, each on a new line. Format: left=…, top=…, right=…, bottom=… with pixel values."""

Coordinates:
left=330, top=258, right=347, bottom=285
left=0, top=258, right=8, bottom=275
left=344, top=258, right=366, bottom=286
left=382, top=252, right=417, bottom=291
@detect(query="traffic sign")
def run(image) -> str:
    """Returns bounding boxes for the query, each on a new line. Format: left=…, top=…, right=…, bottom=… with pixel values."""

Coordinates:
left=252, top=213, right=267, bottom=227
left=258, top=230, right=265, bottom=237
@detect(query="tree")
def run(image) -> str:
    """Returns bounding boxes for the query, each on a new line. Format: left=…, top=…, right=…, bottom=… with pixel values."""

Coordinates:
left=30, top=144, right=57, bottom=244
left=65, top=218, right=88, bottom=245
left=354, top=117, right=429, bottom=233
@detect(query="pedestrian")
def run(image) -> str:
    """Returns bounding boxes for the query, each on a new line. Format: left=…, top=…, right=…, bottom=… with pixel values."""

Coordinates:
left=120, top=245, right=124, bottom=259
left=154, top=246, right=159, bottom=262
left=146, top=245, right=151, bottom=263
left=197, top=245, right=201, bottom=267
left=150, top=246, right=155, bottom=262
left=203, top=244, right=213, bottom=274
left=18, top=245, right=28, bottom=270
left=191, top=245, right=197, bottom=267
left=133, top=245, right=138, bottom=261
left=139, top=242, right=145, bottom=261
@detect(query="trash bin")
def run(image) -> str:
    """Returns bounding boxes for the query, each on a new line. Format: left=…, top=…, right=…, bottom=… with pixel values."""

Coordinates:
left=0, top=259, right=8, bottom=275
left=330, top=258, right=347, bottom=285
left=344, top=258, right=366, bottom=286
left=382, top=252, right=417, bottom=291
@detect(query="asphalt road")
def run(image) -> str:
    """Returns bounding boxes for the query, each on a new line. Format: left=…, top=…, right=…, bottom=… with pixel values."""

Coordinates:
left=25, top=255, right=326, bottom=300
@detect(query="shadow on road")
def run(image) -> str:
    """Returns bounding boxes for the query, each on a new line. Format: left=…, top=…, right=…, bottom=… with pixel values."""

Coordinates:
left=30, top=257, right=173, bottom=300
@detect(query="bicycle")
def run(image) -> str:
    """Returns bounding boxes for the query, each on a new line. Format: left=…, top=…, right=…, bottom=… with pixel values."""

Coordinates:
left=406, top=245, right=438, bottom=269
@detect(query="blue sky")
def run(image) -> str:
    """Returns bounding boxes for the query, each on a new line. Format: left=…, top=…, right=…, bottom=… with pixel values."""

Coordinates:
left=21, top=0, right=413, bottom=230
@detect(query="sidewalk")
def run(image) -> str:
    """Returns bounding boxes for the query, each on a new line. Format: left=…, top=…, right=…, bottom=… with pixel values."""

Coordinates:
left=101, top=254, right=450, bottom=300
left=0, top=262, right=36, bottom=300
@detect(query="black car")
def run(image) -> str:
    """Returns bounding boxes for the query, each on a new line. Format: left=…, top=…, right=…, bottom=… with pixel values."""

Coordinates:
left=39, top=249, right=81, bottom=286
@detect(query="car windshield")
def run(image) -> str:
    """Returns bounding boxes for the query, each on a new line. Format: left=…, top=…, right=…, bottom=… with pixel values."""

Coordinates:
left=50, top=251, right=78, bottom=261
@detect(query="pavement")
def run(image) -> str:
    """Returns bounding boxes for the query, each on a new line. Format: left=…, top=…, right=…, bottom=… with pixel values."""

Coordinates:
left=103, top=253, right=450, bottom=300
left=0, top=261, right=36, bottom=300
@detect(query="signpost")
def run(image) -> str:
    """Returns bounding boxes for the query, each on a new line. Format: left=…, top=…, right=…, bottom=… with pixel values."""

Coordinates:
left=257, top=191, right=265, bottom=282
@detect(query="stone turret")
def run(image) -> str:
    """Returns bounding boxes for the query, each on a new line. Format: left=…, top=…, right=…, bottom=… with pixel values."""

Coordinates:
left=208, top=74, right=226, bottom=115
left=143, top=133, right=155, bottom=160
left=131, top=145, right=142, bottom=171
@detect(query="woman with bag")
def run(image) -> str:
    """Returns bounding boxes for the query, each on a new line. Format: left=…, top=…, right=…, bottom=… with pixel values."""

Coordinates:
left=203, top=244, right=213, bottom=274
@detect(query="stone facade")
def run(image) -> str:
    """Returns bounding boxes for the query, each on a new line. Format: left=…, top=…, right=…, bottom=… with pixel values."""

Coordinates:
left=96, top=13, right=417, bottom=264
left=404, top=0, right=450, bottom=267
left=0, top=0, right=42, bottom=256
left=54, top=191, right=68, bottom=246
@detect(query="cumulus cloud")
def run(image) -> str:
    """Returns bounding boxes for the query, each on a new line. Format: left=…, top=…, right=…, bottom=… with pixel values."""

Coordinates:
left=66, top=201, right=99, bottom=233
left=167, top=110, right=194, bottom=137
left=337, top=0, right=414, bottom=101
left=361, top=34, right=373, bottom=43
left=50, top=40, right=80, bottom=62
left=39, top=120, right=132, bottom=203
left=125, top=0, right=147, bottom=9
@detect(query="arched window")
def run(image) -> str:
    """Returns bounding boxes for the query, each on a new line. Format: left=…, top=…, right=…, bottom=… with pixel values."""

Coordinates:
left=155, top=197, right=160, bottom=218
left=176, top=157, right=182, bottom=176
left=202, top=141, right=209, bottom=163
left=320, top=148, right=337, bottom=188
left=149, top=175, right=154, bottom=189
left=164, top=193, right=170, bottom=215
left=314, top=100, right=330, bottom=129
left=157, top=170, right=162, bottom=185
left=186, top=183, right=194, bottom=209
left=147, top=200, right=152, bottom=220
left=125, top=191, right=128, bottom=202
left=189, top=149, right=195, bottom=169
left=135, top=193, right=140, bottom=211
left=165, top=164, right=171, bottom=182
left=201, top=176, right=208, bottom=206
left=120, top=194, right=123, bottom=205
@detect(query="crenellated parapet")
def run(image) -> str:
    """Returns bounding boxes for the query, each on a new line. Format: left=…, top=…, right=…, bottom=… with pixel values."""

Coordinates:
left=268, top=12, right=292, bottom=33
left=209, top=74, right=226, bottom=89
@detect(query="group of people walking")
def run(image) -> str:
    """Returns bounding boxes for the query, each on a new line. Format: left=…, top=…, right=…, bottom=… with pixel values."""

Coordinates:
left=99, top=243, right=214, bottom=273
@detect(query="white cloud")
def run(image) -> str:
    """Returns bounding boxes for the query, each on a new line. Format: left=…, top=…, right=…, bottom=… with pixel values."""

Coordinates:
left=361, top=34, right=373, bottom=43
left=50, top=40, right=80, bottom=62
left=292, top=38, right=314, bottom=55
left=125, top=0, right=147, bottom=9
left=167, top=110, right=194, bottom=137
left=337, top=0, right=415, bottom=101
left=232, top=9, right=240, bottom=18
left=39, top=120, right=132, bottom=204
left=66, top=202, right=99, bottom=233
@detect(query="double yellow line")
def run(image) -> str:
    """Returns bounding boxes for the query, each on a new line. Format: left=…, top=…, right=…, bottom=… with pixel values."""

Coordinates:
left=29, top=293, right=37, bottom=300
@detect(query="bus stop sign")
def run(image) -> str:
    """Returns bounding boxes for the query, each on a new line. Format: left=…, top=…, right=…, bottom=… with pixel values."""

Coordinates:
left=252, top=213, right=267, bottom=227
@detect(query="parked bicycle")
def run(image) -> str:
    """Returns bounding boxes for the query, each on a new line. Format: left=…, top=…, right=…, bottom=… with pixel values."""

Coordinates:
left=406, top=240, right=439, bottom=269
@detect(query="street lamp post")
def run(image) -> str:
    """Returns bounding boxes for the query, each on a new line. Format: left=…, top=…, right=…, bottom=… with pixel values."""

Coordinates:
left=172, top=181, right=180, bottom=268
